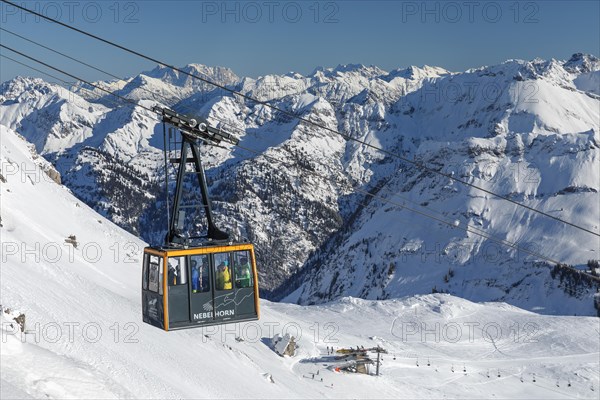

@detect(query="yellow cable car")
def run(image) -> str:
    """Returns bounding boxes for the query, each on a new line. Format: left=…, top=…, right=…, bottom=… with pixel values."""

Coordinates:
left=142, top=107, right=259, bottom=331
left=142, top=243, right=260, bottom=331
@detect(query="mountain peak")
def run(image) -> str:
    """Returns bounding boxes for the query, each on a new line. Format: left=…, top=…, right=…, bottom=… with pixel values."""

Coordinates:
left=564, top=53, right=600, bottom=73
left=384, top=65, right=450, bottom=82
left=310, top=63, right=386, bottom=79
left=142, top=63, right=239, bottom=88
left=0, top=75, right=55, bottom=96
left=0, top=76, right=83, bottom=108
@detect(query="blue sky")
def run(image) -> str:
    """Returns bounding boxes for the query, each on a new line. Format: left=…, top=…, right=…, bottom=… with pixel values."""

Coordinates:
left=0, top=0, right=599, bottom=83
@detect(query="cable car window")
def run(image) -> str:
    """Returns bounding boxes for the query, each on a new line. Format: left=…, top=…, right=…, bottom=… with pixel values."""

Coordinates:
left=233, top=251, right=253, bottom=288
left=190, top=255, right=210, bottom=293
left=148, top=255, right=161, bottom=293
left=142, top=254, right=149, bottom=290
left=214, top=253, right=233, bottom=291
left=167, top=256, right=187, bottom=286
left=158, top=257, right=164, bottom=295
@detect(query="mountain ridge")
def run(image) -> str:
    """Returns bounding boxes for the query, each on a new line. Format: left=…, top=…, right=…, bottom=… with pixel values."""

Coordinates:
left=1, top=54, right=598, bottom=314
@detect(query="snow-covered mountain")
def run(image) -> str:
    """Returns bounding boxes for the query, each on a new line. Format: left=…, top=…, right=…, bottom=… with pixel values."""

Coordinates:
left=282, top=56, right=600, bottom=314
left=1, top=126, right=599, bottom=398
left=1, top=55, right=599, bottom=315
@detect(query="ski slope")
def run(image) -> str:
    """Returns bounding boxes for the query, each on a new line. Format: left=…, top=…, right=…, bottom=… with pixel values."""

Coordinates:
left=1, top=124, right=599, bottom=399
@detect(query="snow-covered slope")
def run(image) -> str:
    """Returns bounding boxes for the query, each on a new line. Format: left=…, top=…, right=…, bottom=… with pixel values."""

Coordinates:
left=1, top=55, right=599, bottom=314
left=1, top=125, right=599, bottom=398
left=4, top=294, right=598, bottom=400
left=284, top=57, right=600, bottom=313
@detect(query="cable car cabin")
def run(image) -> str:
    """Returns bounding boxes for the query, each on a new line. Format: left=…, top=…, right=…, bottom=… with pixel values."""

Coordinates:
left=141, top=243, right=260, bottom=331
left=143, top=108, right=259, bottom=331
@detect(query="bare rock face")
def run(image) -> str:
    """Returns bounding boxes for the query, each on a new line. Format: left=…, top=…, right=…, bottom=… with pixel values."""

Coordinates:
left=45, top=166, right=61, bottom=185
